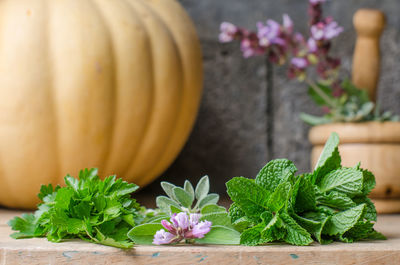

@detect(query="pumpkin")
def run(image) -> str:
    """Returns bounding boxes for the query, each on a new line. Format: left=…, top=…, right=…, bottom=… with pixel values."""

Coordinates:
left=0, top=0, right=203, bottom=209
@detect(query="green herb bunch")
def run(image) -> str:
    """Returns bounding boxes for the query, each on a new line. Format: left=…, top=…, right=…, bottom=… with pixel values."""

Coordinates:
left=8, top=169, right=141, bottom=248
left=8, top=133, right=385, bottom=248
left=301, top=80, right=399, bottom=125
left=127, top=176, right=240, bottom=245
left=227, top=132, right=385, bottom=246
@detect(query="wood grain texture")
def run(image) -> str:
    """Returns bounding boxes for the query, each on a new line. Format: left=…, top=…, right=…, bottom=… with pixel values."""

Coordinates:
left=0, top=209, right=399, bottom=264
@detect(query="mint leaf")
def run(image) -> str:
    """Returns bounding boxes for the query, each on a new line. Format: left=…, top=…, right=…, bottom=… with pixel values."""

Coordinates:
left=240, top=223, right=267, bottom=246
left=339, top=221, right=374, bottom=243
left=293, top=177, right=316, bottom=212
left=361, top=169, right=375, bottom=195
left=280, top=213, right=313, bottom=246
left=226, top=177, right=269, bottom=221
left=267, top=182, right=291, bottom=212
left=316, top=190, right=356, bottom=210
left=293, top=212, right=330, bottom=243
left=255, top=159, right=297, bottom=192
left=313, top=132, right=341, bottom=184
left=353, top=196, right=377, bottom=222
left=232, top=216, right=253, bottom=232
left=260, top=212, right=283, bottom=242
left=318, top=168, right=364, bottom=197
left=196, top=225, right=240, bottom=245
left=228, top=203, right=246, bottom=223
left=229, top=203, right=254, bottom=231
left=323, top=204, right=366, bottom=236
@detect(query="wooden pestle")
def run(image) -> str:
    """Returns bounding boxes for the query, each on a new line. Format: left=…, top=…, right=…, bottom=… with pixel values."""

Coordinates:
left=352, top=9, right=385, bottom=102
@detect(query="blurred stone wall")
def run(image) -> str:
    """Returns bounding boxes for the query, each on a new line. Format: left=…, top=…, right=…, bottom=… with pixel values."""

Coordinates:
left=140, top=0, right=400, bottom=196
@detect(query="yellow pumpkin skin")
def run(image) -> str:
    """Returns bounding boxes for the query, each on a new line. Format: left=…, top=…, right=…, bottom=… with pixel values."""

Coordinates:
left=0, top=0, right=203, bottom=209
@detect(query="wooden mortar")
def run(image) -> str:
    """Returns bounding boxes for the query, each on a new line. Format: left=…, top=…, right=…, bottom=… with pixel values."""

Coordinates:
left=309, top=9, right=400, bottom=213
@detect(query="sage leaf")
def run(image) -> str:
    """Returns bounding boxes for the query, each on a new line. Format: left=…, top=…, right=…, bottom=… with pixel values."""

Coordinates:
left=199, top=193, right=219, bottom=208
left=196, top=225, right=240, bottom=245
left=195, top=175, right=210, bottom=201
left=127, top=223, right=163, bottom=245
left=173, top=187, right=193, bottom=208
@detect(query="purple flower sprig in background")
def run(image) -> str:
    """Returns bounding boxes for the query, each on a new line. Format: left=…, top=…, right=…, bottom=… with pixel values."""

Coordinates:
left=219, top=0, right=342, bottom=87
left=153, top=212, right=212, bottom=245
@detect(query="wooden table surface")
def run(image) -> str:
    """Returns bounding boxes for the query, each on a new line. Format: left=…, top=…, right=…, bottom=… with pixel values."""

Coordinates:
left=0, top=209, right=399, bottom=265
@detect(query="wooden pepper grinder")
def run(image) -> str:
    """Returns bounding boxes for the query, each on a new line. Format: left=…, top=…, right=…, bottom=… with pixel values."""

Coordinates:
left=352, top=9, right=385, bottom=102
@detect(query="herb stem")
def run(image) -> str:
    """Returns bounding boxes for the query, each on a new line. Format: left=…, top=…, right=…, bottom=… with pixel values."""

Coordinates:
left=306, top=78, right=337, bottom=109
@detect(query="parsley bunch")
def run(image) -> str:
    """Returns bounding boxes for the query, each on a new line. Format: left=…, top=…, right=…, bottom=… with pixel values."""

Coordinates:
left=227, top=132, right=385, bottom=246
left=8, top=169, right=141, bottom=249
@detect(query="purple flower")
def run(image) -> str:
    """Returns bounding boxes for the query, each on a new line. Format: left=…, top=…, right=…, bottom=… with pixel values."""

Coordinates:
left=153, top=229, right=175, bottom=245
left=307, top=38, right=318, bottom=53
left=190, top=221, right=212, bottom=238
left=324, top=21, right=343, bottom=39
left=291, top=57, right=308, bottom=69
left=311, top=21, right=343, bottom=41
left=219, top=22, right=238, bottom=43
left=283, top=14, right=293, bottom=34
left=294, top=33, right=305, bottom=44
left=309, top=0, right=326, bottom=5
left=240, top=34, right=264, bottom=58
left=153, top=212, right=212, bottom=245
left=288, top=57, right=309, bottom=79
left=189, top=213, right=201, bottom=226
left=257, top=19, right=284, bottom=47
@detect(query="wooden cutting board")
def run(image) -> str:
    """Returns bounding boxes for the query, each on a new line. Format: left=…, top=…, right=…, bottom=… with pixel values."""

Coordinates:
left=0, top=209, right=399, bottom=265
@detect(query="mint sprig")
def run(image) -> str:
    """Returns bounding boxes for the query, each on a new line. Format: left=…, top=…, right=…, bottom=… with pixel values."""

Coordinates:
left=8, top=169, right=142, bottom=249
left=227, top=132, right=385, bottom=246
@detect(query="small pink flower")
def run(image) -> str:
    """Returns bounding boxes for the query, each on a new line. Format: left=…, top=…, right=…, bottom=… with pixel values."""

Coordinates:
left=257, top=19, right=284, bottom=47
left=190, top=221, right=212, bottom=238
left=153, top=212, right=212, bottom=245
left=307, top=38, right=318, bottom=53
left=309, top=0, right=326, bottom=5
left=189, top=213, right=201, bottom=226
left=153, top=229, right=176, bottom=245
left=219, top=22, right=238, bottom=43
left=173, top=212, right=189, bottom=230
left=311, top=21, right=343, bottom=41
left=283, top=14, right=293, bottom=34
left=240, top=34, right=264, bottom=58
left=291, top=57, right=308, bottom=69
